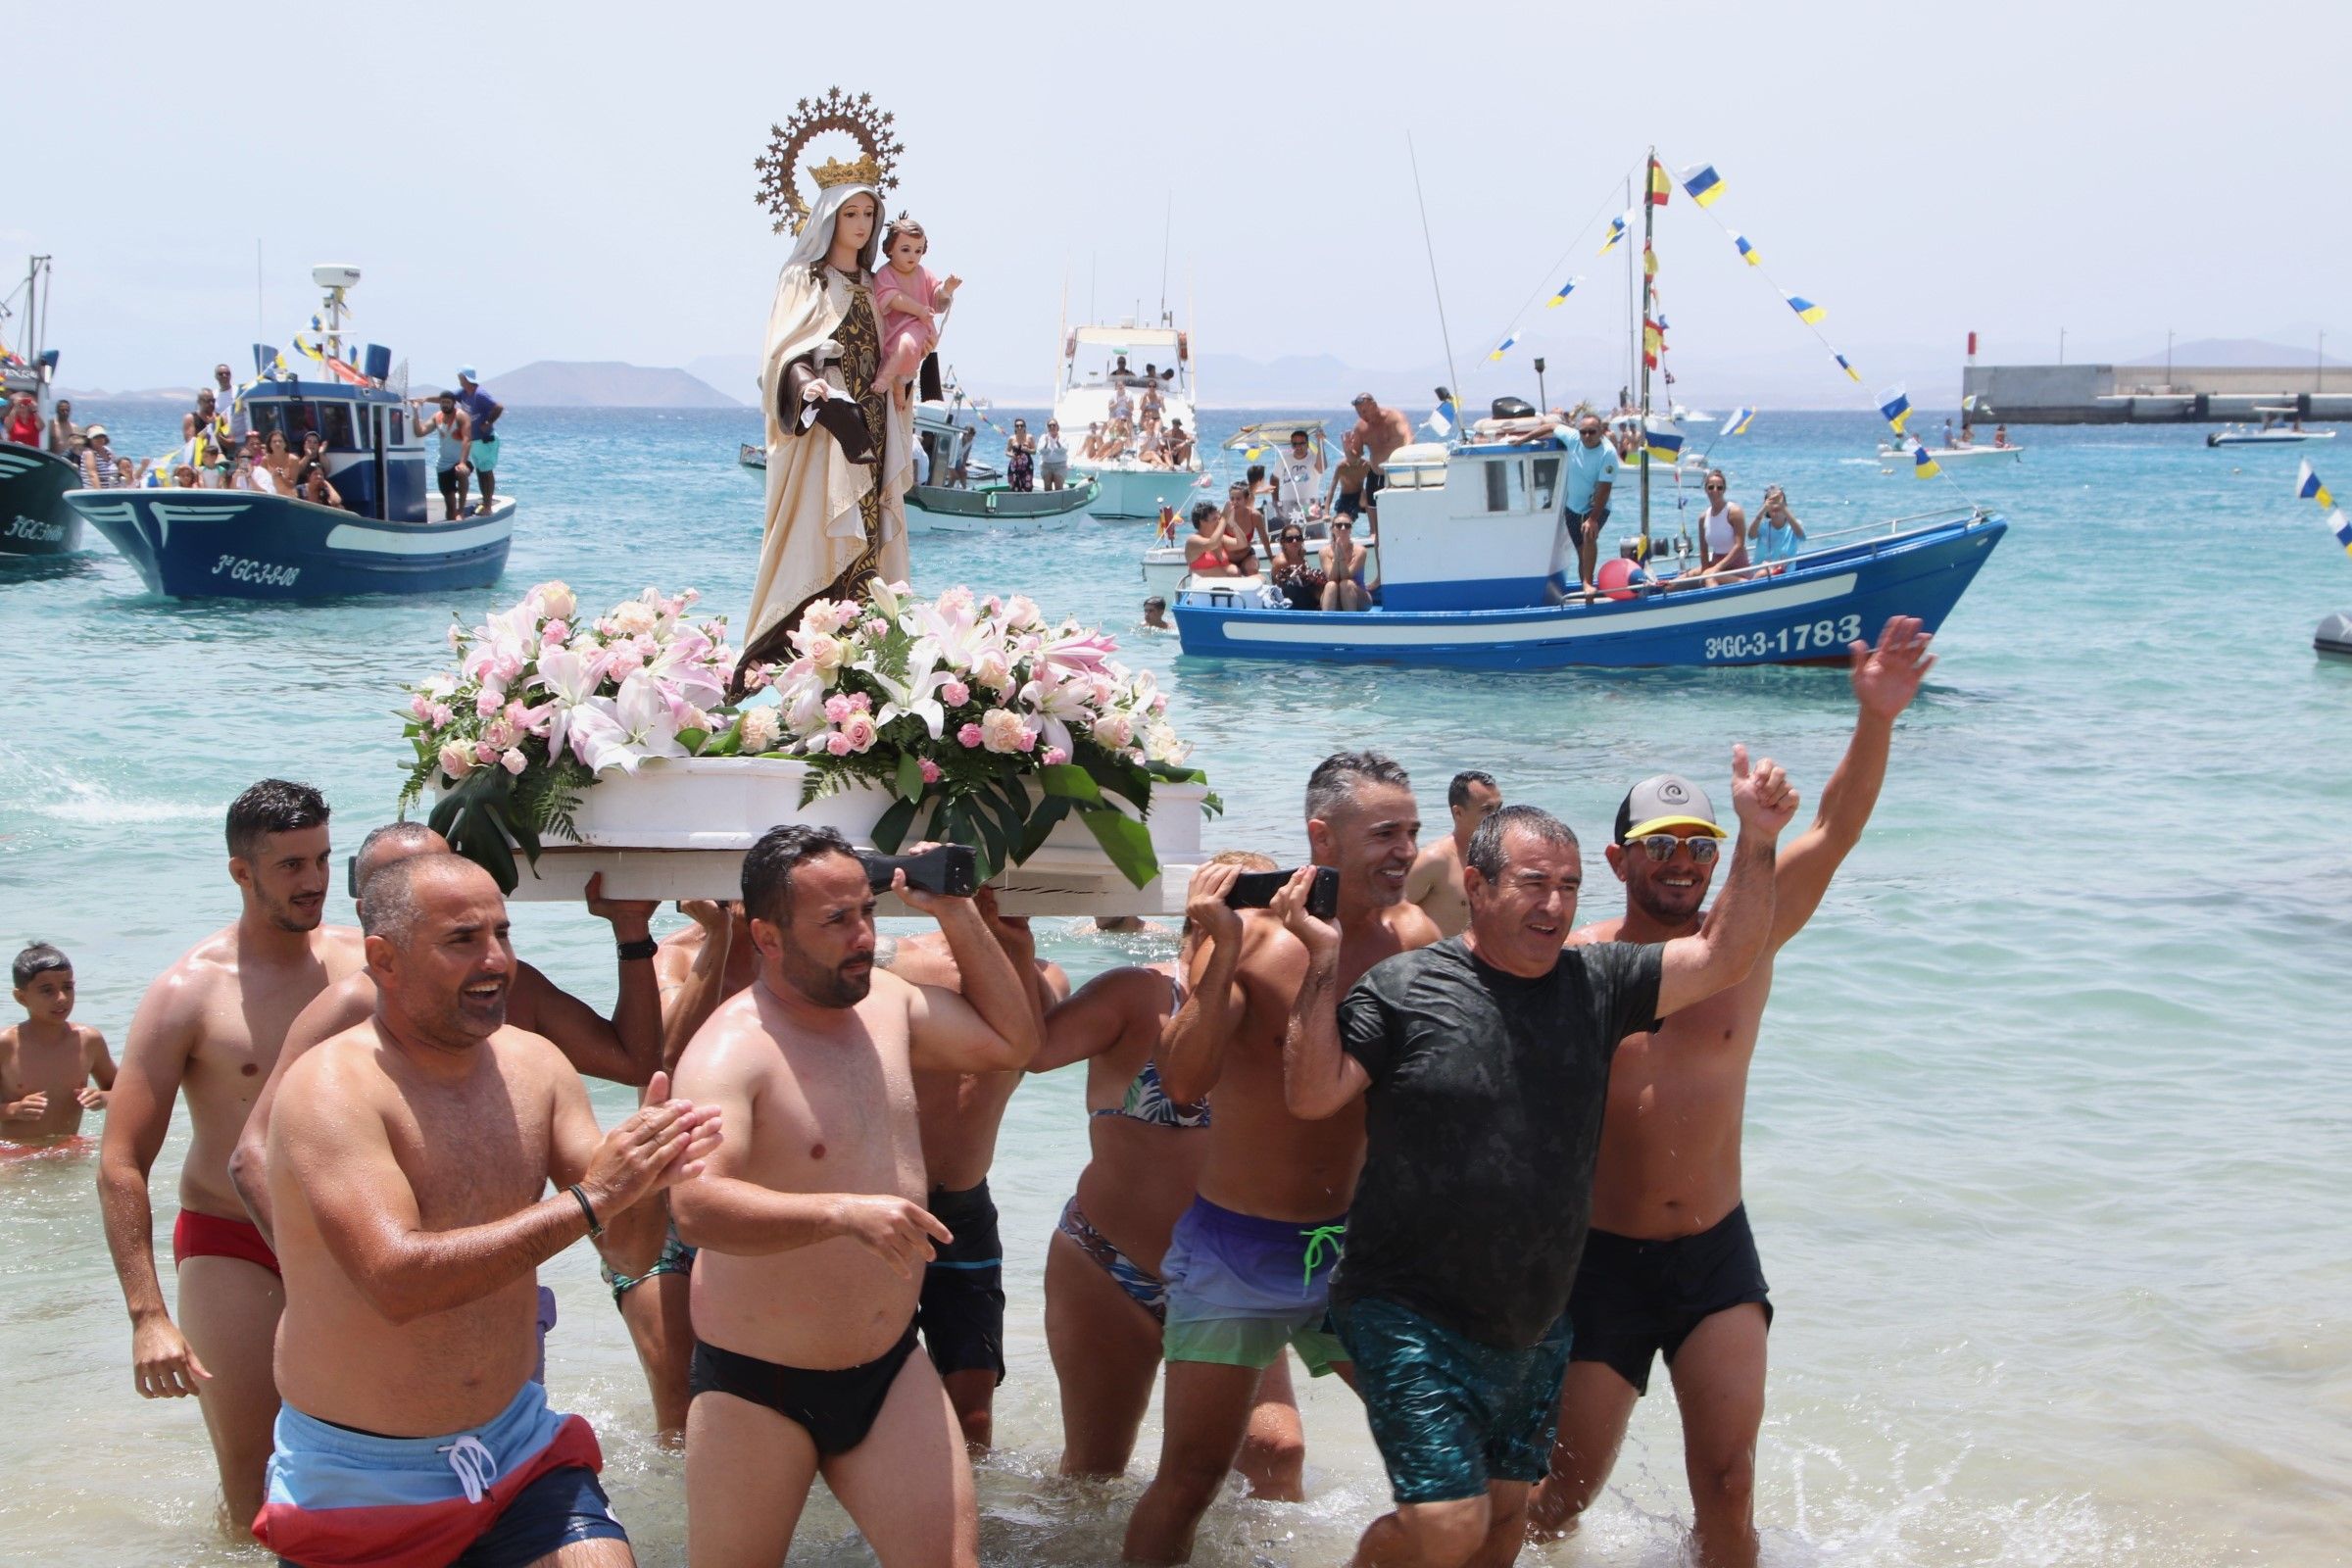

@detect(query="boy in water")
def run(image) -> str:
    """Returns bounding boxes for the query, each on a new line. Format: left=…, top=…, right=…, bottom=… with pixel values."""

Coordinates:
left=1, top=944, right=117, bottom=1143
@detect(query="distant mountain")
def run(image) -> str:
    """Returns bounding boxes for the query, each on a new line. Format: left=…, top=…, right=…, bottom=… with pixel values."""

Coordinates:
left=2119, top=338, right=2347, bottom=368
left=55, top=385, right=203, bottom=404
left=684, top=354, right=763, bottom=400
left=482, top=361, right=744, bottom=408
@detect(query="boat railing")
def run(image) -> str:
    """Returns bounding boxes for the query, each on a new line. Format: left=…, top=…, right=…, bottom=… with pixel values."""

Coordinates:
left=1792, top=505, right=1987, bottom=551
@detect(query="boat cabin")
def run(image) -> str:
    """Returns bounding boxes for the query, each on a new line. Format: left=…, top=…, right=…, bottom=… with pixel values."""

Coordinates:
left=1369, top=439, right=1578, bottom=612
left=241, top=343, right=432, bottom=522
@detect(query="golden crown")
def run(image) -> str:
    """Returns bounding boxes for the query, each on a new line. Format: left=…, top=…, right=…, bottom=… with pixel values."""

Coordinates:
left=755, top=88, right=904, bottom=236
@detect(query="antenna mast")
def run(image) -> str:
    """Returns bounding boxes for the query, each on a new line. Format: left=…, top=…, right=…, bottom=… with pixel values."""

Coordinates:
left=1158, top=192, right=1173, bottom=324
left=1406, top=133, right=1462, bottom=442
left=1639, top=147, right=1657, bottom=556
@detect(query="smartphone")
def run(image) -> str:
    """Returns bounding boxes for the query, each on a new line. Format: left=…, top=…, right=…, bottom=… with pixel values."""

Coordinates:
left=858, top=844, right=979, bottom=899
left=1223, top=865, right=1340, bottom=920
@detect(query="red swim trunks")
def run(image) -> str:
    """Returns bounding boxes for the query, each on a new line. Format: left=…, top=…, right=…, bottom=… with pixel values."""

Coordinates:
left=173, top=1208, right=281, bottom=1276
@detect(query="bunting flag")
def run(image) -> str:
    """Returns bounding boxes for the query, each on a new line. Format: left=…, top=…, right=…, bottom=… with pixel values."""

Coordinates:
left=1643, top=244, right=1658, bottom=278
left=1722, top=407, right=1756, bottom=435
left=1962, top=392, right=1988, bottom=415
left=2297, top=461, right=2333, bottom=508
left=1599, top=212, right=1632, bottom=256
left=1734, top=232, right=1761, bottom=267
left=1913, top=444, right=1941, bottom=480
left=1545, top=275, right=1586, bottom=308
left=1878, top=387, right=1913, bottom=435
left=1426, top=404, right=1453, bottom=438
left=1786, top=294, right=1827, bottom=325
left=1644, top=422, right=1684, bottom=464
left=1488, top=333, right=1518, bottom=363
left=2329, top=508, right=2352, bottom=556
left=1642, top=318, right=1664, bottom=368
left=1680, top=164, right=1726, bottom=207
left=1647, top=160, right=1672, bottom=206
left=292, top=331, right=323, bottom=362
left=1834, top=352, right=1863, bottom=383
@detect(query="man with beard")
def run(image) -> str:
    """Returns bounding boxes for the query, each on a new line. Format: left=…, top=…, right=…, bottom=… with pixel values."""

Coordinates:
left=668, top=827, right=1042, bottom=1568
left=1122, top=752, right=1440, bottom=1565
left=99, top=780, right=366, bottom=1535
left=255, top=853, right=719, bottom=1567
left=1529, top=619, right=1937, bottom=1567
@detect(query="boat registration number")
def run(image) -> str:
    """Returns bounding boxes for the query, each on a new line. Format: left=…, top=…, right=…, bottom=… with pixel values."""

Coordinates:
left=1704, top=613, right=1863, bottom=662
left=5, top=514, right=66, bottom=543
left=213, top=554, right=302, bottom=588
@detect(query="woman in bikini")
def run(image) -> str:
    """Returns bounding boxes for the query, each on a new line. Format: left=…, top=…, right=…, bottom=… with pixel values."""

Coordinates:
left=1029, top=853, right=1306, bottom=1495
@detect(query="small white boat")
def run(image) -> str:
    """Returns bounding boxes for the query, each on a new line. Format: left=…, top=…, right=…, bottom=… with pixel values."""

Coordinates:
left=1877, top=441, right=2025, bottom=465
left=1053, top=319, right=1203, bottom=518
left=2208, top=415, right=2336, bottom=447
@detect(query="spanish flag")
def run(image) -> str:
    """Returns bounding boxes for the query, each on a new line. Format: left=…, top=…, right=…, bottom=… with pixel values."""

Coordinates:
left=1642, top=318, right=1664, bottom=368
left=2297, top=461, right=2333, bottom=508
left=1643, top=244, right=1658, bottom=278
left=1913, top=444, right=1941, bottom=480
left=1786, top=295, right=1827, bottom=326
left=1733, top=233, right=1761, bottom=267
left=1546, top=275, right=1585, bottom=308
left=2329, top=509, right=2352, bottom=556
left=1680, top=164, right=1726, bottom=207
left=1878, top=387, right=1913, bottom=435
left=1488, top=334, right=1518, bottom=363
left=1647, top=160, right=1672, bottom=206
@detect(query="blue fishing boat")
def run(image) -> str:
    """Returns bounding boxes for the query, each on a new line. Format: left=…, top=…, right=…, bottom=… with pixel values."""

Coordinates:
left=1171, top=436, right=2004, bottom=669
left=1, top=255, right=83, bottom=559
left=65, top=265, right=514, bottom=600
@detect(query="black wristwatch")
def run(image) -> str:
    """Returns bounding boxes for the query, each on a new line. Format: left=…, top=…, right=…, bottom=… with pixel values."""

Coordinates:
left=615, top=936, right=659, bottom=962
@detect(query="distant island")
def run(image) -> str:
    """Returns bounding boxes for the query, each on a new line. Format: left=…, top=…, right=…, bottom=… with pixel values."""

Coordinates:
left=480, top=361, right=744, bottom=409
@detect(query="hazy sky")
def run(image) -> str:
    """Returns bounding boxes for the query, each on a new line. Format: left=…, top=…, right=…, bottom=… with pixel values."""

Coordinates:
left=16, top=2, right=2349, bottom=406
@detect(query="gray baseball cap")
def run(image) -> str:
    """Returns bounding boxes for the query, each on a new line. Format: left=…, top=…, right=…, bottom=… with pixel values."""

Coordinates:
left=1614, top=774, right=1725, bottom=843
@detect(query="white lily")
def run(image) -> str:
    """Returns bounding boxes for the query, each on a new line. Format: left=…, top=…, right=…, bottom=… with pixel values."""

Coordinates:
left=1018, top=664, right=1099, bottom=759
left=867, top=637, right=955, bottom=740
left=532, top=645, right=603, bottom=766
left=568, top=672, right=688, bottom=775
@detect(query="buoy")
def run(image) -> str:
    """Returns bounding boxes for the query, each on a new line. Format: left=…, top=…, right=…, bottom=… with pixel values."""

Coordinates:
left=2317, top=611, right=2352, bottom=658
left=1595, top=558, right=1642, bottom=601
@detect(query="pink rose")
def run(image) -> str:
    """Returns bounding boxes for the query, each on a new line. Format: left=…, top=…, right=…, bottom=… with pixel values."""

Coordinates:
left=473, top=741, right=501, bottom=765
left=437, top=742, right=473, bottom=778
left=918, top=759, right=941, bottom=783
left=941, top=679, right=970, bottom=708
left=841, top=715, right=878, bottom=753
left=410, top=693, right=434, bottom=722
left=484, top=718, right=517, bottom=750
left=501, top=748, right=527, bottom=775
left=957, top=722, right=984, bottom=749
left=861, top=617, right=890, bottom=640
left=980, top=709, right=1031, bottom=754
left=1042, top=746, right=1069, bottom=766
left=826, top=732, right=854, bottom=757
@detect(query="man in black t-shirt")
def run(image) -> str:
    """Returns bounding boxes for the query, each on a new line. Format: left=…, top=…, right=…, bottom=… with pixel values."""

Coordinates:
left=1279, top=756, right=1797, bottom=1568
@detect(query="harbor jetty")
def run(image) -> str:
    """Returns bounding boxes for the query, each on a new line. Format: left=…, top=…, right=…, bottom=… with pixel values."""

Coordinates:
left=1963, top=339, right=2351, bottom=424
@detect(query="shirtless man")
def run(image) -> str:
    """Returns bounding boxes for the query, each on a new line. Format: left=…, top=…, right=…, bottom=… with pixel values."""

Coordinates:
left=887, top=916, right=1068, bottom=1449
left=1404, top=770, right=1503, bottom=939
left=1123, top=752, right=1441, bottom=1565
left=256, top=853, right=720, bottom=1567
left=229, top=822, right=666, bottom=1241
left=97, top=779, right=366, bottom=1534
left=1529, top=618, right=1937, bottom=1566
left=1346, top=392, right=1415, bottom=521
left=669, top=826, right=1043, bottom=1568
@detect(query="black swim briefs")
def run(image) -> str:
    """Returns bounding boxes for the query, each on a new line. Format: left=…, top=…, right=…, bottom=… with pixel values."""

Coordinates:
left=688, top=1322, right=920, bottom=1455
left=917, top=1179, right=1006, bottom=1384
left=1566, top=1202, right=1773, bottom=1396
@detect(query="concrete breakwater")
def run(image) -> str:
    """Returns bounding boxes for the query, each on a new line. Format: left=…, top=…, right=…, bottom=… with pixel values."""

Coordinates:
left=1960, top=362, right=2352, bottom=424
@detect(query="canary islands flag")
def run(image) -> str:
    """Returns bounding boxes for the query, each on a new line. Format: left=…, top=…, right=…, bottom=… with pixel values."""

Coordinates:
left=1733, top=232, right=1761, bottom=267
left=2297, top=460, right=2333, bottom=508
left=1644, top=422, right=1685, bottom=464
left=2329, top=509, right=2352, bottom=556
left=1878, top=387, right=1913, bottom=435
left=1723, top=407, right=1756, bottom=436
left=1680, top=164, right=1726, bottom=207
left=1913, top=444, right=1941, bottom=480
left=1488, top=334, right=1518, bottom=363
left=1786, top=295, right=1827, bottom=325
left=1647, top=160, right=1672, bottom=206
left=1546, top=275, right=1585, bottom=308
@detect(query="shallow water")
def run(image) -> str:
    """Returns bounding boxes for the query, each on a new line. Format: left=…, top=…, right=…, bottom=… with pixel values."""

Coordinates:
left=2, top=404, right=2347, bottom=1565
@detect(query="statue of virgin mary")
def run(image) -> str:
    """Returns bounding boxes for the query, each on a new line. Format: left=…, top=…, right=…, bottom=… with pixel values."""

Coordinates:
left=739, top=175, right=913, bottom=672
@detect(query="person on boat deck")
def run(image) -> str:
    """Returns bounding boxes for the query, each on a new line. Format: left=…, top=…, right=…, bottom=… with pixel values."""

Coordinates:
left=1227, top=478, right=1273, bottom=571
left=1748, top=486, right=1805, bottom=568
left=293, top=434, right=341, bottom=509
left=1698, top=470, right=1749, bottom=575
left=1941, top=418, right=1954, bottom=449
left=1327, top=431, right=1370, bottom=520
left=414, top=392, right=474, bottom=519
left=212, top=365, right=248, bottom=446
left=1320, top=514, right=1371, bottom=612
left=1165, top=419, right=1194, bottom=467
left=1993, top=423, right=2008, bottom=448
left=1109, top=382, right=1135, bottom=426
left=262, top=429, right=301, bottom=495
left=1110, top=354, right=1133, bottom=387
left=1274, top=428, right=1326, bottom=521
left=1039, top=420, right=1069, bottom=491
left=1141, top=382, right=1165, bottom=420
left=1271, top=524, right=1329, bottom=611
left=5, top=393, right=41, bottom=447
left=193, top=389, right=233, bottom=479
left=1136, top=424, right=1170, bottom=469
left=1183, top=500, right=1249, bottom=578
left=455, top=368, right=504, bottom=514
left=1564, top=415, right=1622, bottom=597
left=46, top=397, right=82, bottom=457
left=77, top=426, right=131, bottom=488
left=1956, top=420, right=1975, bottom=447
left=1005, top=418, right=1037, bottom=493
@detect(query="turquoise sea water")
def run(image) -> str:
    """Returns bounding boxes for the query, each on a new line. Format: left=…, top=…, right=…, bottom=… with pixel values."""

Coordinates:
left=2, top=402, right=2347, bottom=1566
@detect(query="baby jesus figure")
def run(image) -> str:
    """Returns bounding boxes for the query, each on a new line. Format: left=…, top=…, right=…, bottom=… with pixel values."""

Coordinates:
left=872, top=214, right=962, bottom=410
